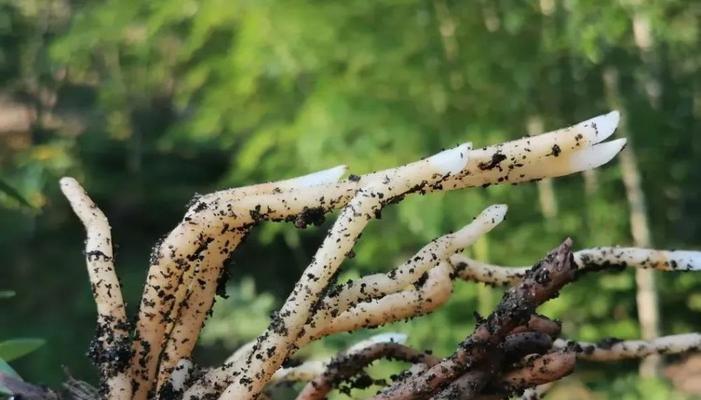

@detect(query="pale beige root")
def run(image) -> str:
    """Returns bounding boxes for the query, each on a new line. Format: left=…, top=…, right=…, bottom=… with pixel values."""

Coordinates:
left=313, top=204, right=507, bottom=323
left=297, top=262, right=454, bottom=347
left=553, top=333, right=701, bottom=361
left=156, top=232, right=246, bottom=392
left=59, top=177, right=132, bottom=400
left=197, top=134, right=623, bottom=227
left=212, top=144, right=471, bottom=400
left=574, top=247, right=701, bottom=271
left=451, top=246, right=701, bottom=286
left=131, top=167, right=348, bottom=400
left=130, top=212, right=222, bottom=400
left=450, top=255, right=529, bottom=286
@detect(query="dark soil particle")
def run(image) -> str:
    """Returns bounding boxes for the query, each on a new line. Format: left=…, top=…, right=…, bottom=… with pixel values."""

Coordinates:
left=268, top=311, right=289, bottom=336
left=549, top=144, right=562, bottom=157
left=215, top=266, right=231, bottom=299
left=381, top=241, right=576, bottom=399
left=249, top=205, right=264, bottom=223
left=293, top=206, right=326, bottom=229
left=158, top=381, right=179, bottom=400
left=87, top=320, right=133, bottom=380
left=85, top=250, right=111, bottom=262
left=478, top=152, right=507, bottom=171
left=185, top=193, right=203, bottom=210
left=192, top=201, right=208, bottom=213
left=187, top=234, right=214, bottom=262
left=413, top=272, right=430, bottom=289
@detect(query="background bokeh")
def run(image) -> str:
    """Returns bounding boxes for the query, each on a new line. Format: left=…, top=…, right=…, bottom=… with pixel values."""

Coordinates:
left=1, top=0, right=700, bottom=398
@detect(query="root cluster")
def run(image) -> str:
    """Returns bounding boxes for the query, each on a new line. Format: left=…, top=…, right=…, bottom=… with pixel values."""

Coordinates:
left=5, top=111, right=700, bottom=400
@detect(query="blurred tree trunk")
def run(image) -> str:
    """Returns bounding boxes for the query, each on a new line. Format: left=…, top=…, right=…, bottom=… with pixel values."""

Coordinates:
left=529, top=0, right=559, bottom=223
left=603, top=66, right=660, bottom=378
left=627, top=0, right=664, bottom=377
left=474, top=235, right=494, bottom=317
left=527, top=116, right=558, bottom=221
left=433, top=0, right=463, bottom=91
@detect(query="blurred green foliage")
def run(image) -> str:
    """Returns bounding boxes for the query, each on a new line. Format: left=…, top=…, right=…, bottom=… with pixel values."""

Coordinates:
left=0, top=290, right=44, bottom=396
left=0, top=359, right=21, bottom=396
left=0, top=338, right=45, bottom=362
left=0, top=0, right=700, bottom=398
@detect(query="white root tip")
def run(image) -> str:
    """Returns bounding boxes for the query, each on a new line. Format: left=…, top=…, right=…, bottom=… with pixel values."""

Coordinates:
left=569, top=138, right=627, bottom=172
left=427, top=143, right=471, bottom=175
left=449, top=204, right=508, bottom=250
left=289, top=165, right=348, bottom=187
left=59, top=176, right=75, bottom=186
left=480, top=204, right=508, bottom=225
left=59, top=176, right=80, bottom=193
left=577, top=110, right=620, bottom=144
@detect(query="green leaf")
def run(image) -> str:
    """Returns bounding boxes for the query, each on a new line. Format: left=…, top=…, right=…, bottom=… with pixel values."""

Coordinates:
left=0, top=359, right=18, bottom=379
left=0, top=291, right=14, bottom=299
left=0, top=179, right=33, bottom=208
left=0, top=358, right=20, bottom=395
left=0, top=339, right=45, bottom=362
